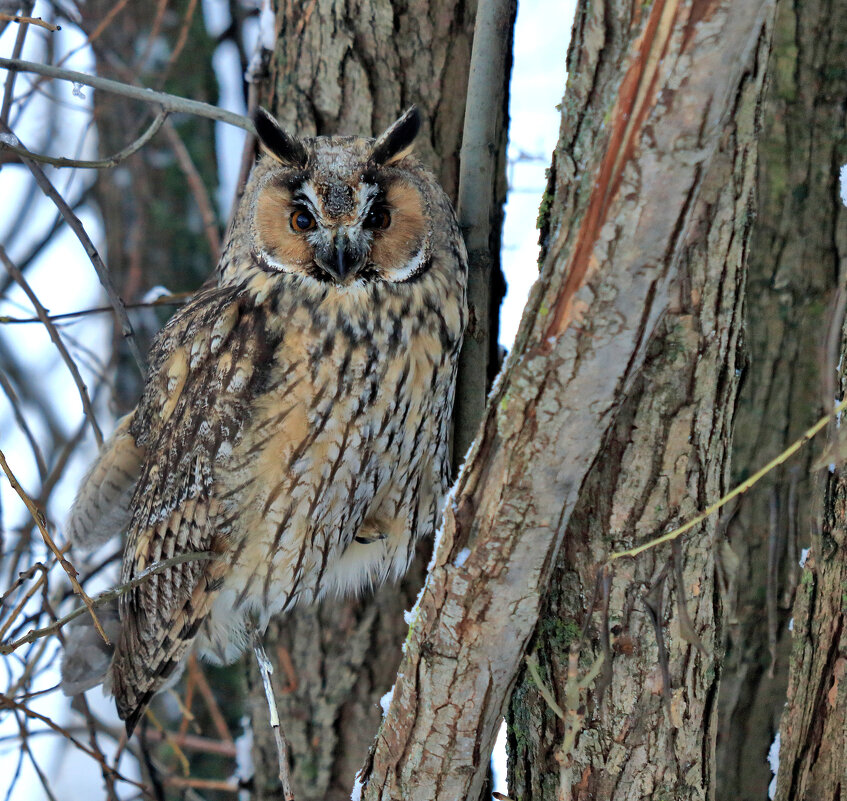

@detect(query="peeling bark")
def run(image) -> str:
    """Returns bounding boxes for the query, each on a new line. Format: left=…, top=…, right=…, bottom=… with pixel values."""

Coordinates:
left=717, top=1, right=847, bottom=797
left=357, top=2, right=775, bottom=799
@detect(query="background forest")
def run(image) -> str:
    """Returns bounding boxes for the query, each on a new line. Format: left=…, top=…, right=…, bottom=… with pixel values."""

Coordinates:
left=0, top=0, right=845, bottom=800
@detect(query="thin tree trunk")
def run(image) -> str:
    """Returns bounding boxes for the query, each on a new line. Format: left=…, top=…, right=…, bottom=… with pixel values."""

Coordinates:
left=355, top=1, right=774, bottom=799
left=247, top=2, right=511, bottom=797
left=716, top=1, right=847, bottom=797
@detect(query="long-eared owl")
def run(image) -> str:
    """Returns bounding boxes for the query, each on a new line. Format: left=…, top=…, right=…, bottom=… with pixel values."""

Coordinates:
left=61, top=107, right=468, bottom=734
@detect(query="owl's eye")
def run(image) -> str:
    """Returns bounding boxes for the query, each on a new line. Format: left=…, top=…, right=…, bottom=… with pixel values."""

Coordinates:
left=290, top=209, right=316, bottom=232
left=364, top=207, right=391, bottom=230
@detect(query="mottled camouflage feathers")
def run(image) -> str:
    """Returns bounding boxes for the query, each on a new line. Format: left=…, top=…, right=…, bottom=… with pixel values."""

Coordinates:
left=62, top=106, right=467, bottom=734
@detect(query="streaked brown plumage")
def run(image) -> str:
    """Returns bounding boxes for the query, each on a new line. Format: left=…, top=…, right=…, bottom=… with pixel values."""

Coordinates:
left=61, top=107, right=467, bottom=734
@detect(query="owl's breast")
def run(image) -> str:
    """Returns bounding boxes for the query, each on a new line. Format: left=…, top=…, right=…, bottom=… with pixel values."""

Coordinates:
left=211, top=286, right=456, bottom=621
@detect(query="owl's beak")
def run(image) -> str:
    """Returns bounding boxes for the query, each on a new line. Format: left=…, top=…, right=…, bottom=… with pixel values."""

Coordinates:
left=327, top=230, right=365, bottom=281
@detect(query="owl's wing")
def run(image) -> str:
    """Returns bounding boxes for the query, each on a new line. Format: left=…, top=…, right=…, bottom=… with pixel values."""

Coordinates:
left=110, top=283, right=276, bottom=734
left=112, top=495, right=228, bottom=732
left=66, top=412, right=144, bottom=550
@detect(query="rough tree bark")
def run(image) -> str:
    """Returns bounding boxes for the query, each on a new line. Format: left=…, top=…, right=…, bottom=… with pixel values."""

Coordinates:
left=507, top=0, right=772, bottom=794
left=247, top=2, right=511, bottom=798
left=353, top=1, right=775, bottom=799
left=716, top=1, right=847, bottom=797
left=770, top=6, right=847, bottom=794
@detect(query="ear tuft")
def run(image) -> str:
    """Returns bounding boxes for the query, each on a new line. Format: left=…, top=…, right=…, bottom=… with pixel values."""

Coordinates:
left=252, top=108, right=308, bottom=168
left=369, top=106, right=422, bottom=166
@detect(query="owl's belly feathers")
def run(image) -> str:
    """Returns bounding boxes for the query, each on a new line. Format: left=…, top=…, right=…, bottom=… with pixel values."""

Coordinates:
left=198, top=283, right=456, bottom=663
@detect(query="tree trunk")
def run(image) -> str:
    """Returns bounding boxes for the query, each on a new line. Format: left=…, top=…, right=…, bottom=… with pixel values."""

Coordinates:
left=716, top=1, right=847, bottom=797
left=769, top=6, right=847, bottom=794
left=354, top=1, right=774, bottom=799
left=503, top=0, right=775, bottom=798
left=247, top=2, right=511, bottom=798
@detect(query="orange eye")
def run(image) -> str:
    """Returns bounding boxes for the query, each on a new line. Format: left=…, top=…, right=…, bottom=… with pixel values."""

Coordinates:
left=364, top=207, right=391, bottom=230
left=291, top=209, right=316, bottom=232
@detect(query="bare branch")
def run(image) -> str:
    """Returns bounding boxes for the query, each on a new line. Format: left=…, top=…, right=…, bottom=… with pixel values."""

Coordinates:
left=0, top=13, right=61, bottom=32
left=0, top=449, right=110, bottom=647
left=250, top=624, right=295, bottom=801
left=0, top=119, right=146, bottom=375
left=0, top=109, right=168, bottom=169
left=0, top=244, right=104, bottom=445
left=452, top=0, right=513, bottom=465
left=0, top=2, right=33, bottom=124
left=0, top=551, right=216, bottom=654
left=0, top=291, right=190, bottom=325
left=162, top=119, right=222, bottom=262
left=0, top=58, right=254, bottom=132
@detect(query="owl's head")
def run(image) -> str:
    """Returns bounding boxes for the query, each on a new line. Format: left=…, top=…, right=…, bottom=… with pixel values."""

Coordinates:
left=249, top=107, right=435, bottom=286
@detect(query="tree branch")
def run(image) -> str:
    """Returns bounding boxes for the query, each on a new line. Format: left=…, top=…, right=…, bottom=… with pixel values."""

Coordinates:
left=0, top=58, right=253, bottom=132
left=452, top=0, right=514, bottom=466
left=0, top=119, right=146, bottom=375
left=0, top=244, right=104, bottom=445
left=0, top=551, right=216, bottom=654
left=0, top=109, right=167, bottom=169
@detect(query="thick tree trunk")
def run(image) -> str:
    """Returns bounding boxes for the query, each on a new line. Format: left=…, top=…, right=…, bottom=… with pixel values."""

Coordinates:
left=502, top=0, right=775, bottom=798
left=769, top=6, right=847, bottom=794
left=247, top=2, right=511, bottom=798
left=354, top=1, right=775, bottom=799
left=716, top=1, right=847, bottom=797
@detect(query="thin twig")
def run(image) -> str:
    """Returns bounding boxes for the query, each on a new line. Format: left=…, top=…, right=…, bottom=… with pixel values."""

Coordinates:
left=609, top=395, right=847, bottom=561
left=0, top=448, right=109, bottom=645
left=0, top=2, right=33, bottom=123
left=0, top=244, right=104, bottom=445
left=161, top=0, right=199, bottom=80
left=249, top=624, right=295, bottom=801
left=0, top=551, right=216, bottom=654
left=0, top=292, right=190, bottom=325
left=0, top=109, right=168, bottom=169
left=0, top=692, right=145, bottom=790
left=162, top=120, right=221, bottom=261
left=187, top=655, right=233, bottom=743
left=0, top=58, right=253, bottom=132
left=0, top=119, right=146, bottom=375
left=0, top=368, right=48, bottom=479
left=0, top=13, right=61, bottom=32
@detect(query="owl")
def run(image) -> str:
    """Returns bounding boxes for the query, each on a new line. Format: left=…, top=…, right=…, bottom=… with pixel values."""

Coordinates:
left=61, top=107, right=467, bottom=735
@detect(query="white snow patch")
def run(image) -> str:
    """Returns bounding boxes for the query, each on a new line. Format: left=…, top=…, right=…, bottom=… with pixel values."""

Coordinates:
left=141, top=284, right=173, bottom=303
left=234, top=716, right=254, bottom=788
left=492, top=718, right=509, bottom=796
left=379, top=684, right=395, bottom=716
left=767, top=730, right=780, bottom=799
left=351, top=769, right=365, bottom=801
left=840, top=164, right=847, bottom=207
left=426, top=522, right=446, bottom=573
left=788, top=618, right=794, bottom=632
left=800, top=548, right=810, bottom=568
left=259, top=0, right=276, bottom=49
left=454, top=547, right=471, bottom=568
